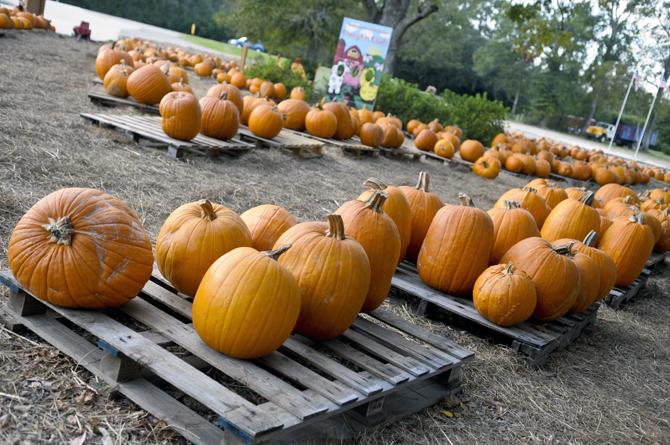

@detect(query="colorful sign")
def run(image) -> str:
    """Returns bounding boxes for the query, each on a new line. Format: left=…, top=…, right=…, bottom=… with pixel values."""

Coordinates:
left=326, top=17, right=392, bottom=109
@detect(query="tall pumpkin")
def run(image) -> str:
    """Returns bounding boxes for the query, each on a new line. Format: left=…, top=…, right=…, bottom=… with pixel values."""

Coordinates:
left=323, top=101, right=356, bottom=140
left=495, top=187, right=551, bottom=228
left=156, top=200, right=252, bottom=296
left=206, top=82, right=244, bottom=114
left=199, top=92, right=240, bottom=140
left=487, top=200, right=539, bottom=264
left=398, top=171, right=444, bottom=262
left=567, top=246, right=600, bottom=313
left=540, top=192, right=601, bottom=242
left=473, top=263, right=537, bottom=326
left=358, top=177, right=412, bottom=261
left=103, top=61, right=134, bottom=97
left=336, top=191, right=401, bottom=312
left=418, top=194, right=494, bottom=296
left=240, top=204, right=296, bottom=251
left=501, top=237, right=580, bottom=321
left=8, top=188, right=153, bottom=308
left=598, top=213, right=655, bottom=286
left=96, top=43, right=134, bottom=79
left=562, top=231, right=616, bottom=300
left=274, top=215, right=371, bottom=340
left=127, top=64, right=172, bottom=105
left=159, top=91, right=201, bottom=141
left=192, top=246, right=300, bottom=359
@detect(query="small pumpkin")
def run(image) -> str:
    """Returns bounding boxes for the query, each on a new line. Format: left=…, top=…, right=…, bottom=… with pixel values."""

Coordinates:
left=230, top=71, right=247, bottom=89
left=290, top=86, right=306, bottom=100
left=8, top=188, right=153, bottom=309
left=380, top=125, right=405, bottom=148
left=274, top=82, right=287, bottom=99
left=418, top=194, right=494, bottom=296
left=598, top=213, right=655, bottom=286
left=241, top=95, right=273, bottom=125
left=274, top=215, right=370, bottom=340
left=305, top=105, right=337, bottom=138
left=473, top=156, right=501, bottom=179
left=103, top=61, right=134, bottom=97
left=277, top=99, right=310, bottom=131
left=359, top=122, right=384, bottom=147
left=459, top=140, right=485, bottom=162
left=594, top=183, right=639, bottom=208
left=248, top=105, right=284, bottom=139
left=96, top=43, right=134, bottom=80
left=535, top=159, right=551, bottom=178
left=501, top=237, right=580, bottom=321
left=473, top=263, right=537, bottom=326
left=504, top=155, right=524, bottom=173
left=194, top=61, right=213, bottom=77
left=127, top=64, right=172, bottom=105
left=535, top=182, right=568, bottom=209
left=172, top=79, right=193, bottom=94
left=156, top=200, right=252, bottom=296
left=159, top=91, right=201, bottom=141
left=240, top=204, right=297, bottom=251
left=399, top=171, right=444, bottom=262
left=415, top=129, right=438, bottom=151
left=565, top=187, right=588, bottom=201
left=434, top=139, right=455, bottom=159
left=192, top=245, right=300, bottom=359
left=540, top=192, right=601, bottom=242
left=487, top=201, right=540, bottom=264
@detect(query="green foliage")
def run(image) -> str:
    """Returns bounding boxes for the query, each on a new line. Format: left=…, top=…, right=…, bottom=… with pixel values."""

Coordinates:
left=376, top=76, right=506, bottom=143
left=243, top=59, right=312, bottom=98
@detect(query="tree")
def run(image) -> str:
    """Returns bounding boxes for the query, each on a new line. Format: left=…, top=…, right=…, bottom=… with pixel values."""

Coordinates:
left=362, top=0, right=439, bottom=75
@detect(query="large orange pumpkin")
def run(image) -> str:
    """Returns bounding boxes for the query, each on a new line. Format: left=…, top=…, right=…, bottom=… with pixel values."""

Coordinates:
left=305, top=105, right=338, bottom=138
left=206, top=83, right=244, bottom=114
left=501, top=237, right=580, bottom=321
left=199, top=92, right=240, bottom=140
left=567, top=247, right=600, bottom=313
left=540, top=192, right=601, bottom=242
left=459, top=140, right=485, bottom=162
left=359, top=123, right=384, bottom=147
left=494, top=187, right=551, bottom=228
left=156, top=200, right=252, bottom=296
left=159, top=91, right=201, bottom=141
left=240, top=204, right=296, bottom=251
left=415, top=129, right=438, bottom=151
left=487, top=200, right=540, bottom=264
left=563, top=231, right=616, bottom=300
left=248, top=105, right=283, bottom=139
left=598, top=213, right=655, bottom=286
left=8, top=188, right=153, bottom=308
left=418, top=194, right=494, bottom=296
left=336, top=191, right=401, bottom=312
left=398, top=171, right=444, bottom=262
left=103, top=61, right=134, bottom=97
left=358, top=177, right=412, bottom=261
left=535, top=183, right=568, bottom=209
left=96, top=43, right=134, bottom=80
left=127, top=64, right=172, bottom=105
left=192, top=246, right=300, bottom=358
left=277, top=99, right=310, bottom=131
left=594, top=183, right=639, bottom=208
left=473, top=263, right=537, bottom=326
left=274, top=215, right=370, bottom=340
left=323, top=101, right=356, bottom=140
left=380, top=125, right=405, bottom=148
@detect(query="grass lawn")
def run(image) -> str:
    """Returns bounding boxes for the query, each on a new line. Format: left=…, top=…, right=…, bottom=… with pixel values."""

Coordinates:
left=182, top=34, right=282, bottom=65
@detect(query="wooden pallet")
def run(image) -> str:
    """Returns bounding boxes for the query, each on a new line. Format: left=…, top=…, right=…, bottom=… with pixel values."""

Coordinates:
left=604, top=269, right=650, bottom=310
left=645, top=252, right=668, bottom=271
left=81, top=113, right=254, bottom=159
left=299, top=133, right=379, bottom=157
left=0, top=269, right=472, bottom=444
left=241, top=128, right=324, bottom=159
left=88, top=84, right=161, bottom=115
left=390, top=262, right=599, bottom=368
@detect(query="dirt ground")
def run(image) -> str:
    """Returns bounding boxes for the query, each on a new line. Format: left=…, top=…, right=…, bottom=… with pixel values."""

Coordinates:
left=0, top=32, right=669, bottom=444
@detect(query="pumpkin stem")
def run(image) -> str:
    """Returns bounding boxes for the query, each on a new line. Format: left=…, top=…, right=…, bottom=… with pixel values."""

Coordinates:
left=199, top=199, right=217, bottom=221
left=630, top=212, right=644, bottom=224
left=504, top=200, right=521, bottom=209
left=579, top=191, right=595, bottom=206
left=458, top=193, right=474, bottom=207
left=326, top=214, right=346, bottom=240
left=264, top=244, right=292, bottom=260
left=552, top=243, right=574, bottom=257
left=43, top=216, right=74, bottom=246
left=363, top=177, right=387, bottom=191
left=415, top=171, right=430, bottom=192
left=583, top=230, right=598, bottom=246
left=366, top=190, right=388, bottom=213
left=218, top=91, right=229, bottom=101
left=521, top=186, right=537, bottom=194
left=503, top=262, right=515, bottom=275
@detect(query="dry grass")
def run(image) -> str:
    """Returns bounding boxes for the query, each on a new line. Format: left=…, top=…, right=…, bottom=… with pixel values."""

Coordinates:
left=0, top=31, right=668, bottom=444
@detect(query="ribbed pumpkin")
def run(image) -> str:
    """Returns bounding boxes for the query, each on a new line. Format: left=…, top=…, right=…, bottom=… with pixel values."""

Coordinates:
left=159, top=91, right=201, bottom=141
left=156, top=200, right=252, bottom=296
left=206, top=83, right=243, bottom=114
left=336, top=191, right=401, bottom=312
left=96, top=43, right=134, bottom=79
left=323, top=101, right=356, bottom=140
left=655, top=211, right=670, bottom=252
left=535, top=183, right=568, bottom=208
left=127, top=64, right=172, bottom=105
left=603, top=195, right=638, bottom=219
left=598, top=213, right=655, bottom=286
left=540, top=192, right=601, bottom=242
left=494, top=187, right=551, bottom=228
left=276, top=99, right=310, bottom=131
left=359, top=123, right=384, bottom=147
left=565, top=187, right=588, bottom=201
left=459, top=140, right=485, bottom=162
left=171, top=80, right=193, bottom=94
left=103, top=61, right=134, bottom=97
left=562, top=231, right=616, bottom=300
left=199, top=92, right=240, bottom=140
left=434, top=139, right=455, bottom=158
left=248, top=105, right=283, bottom=139
left=290, top=86, right=306, bottom=100
left=644, top=211, right=663, bottom=243
left=380, top=125, right=405, bottom=148
left=649, top=187, right=670, bottom=203
left=358, top=177, right=412, bottom=261
left=501, top=237, right=579, bottom=321
left=415, top=129, right=438, bottom=151
left=241, top=95, right=273, bottom=125
left=487, top=201, right=540, bottom=264
left=473, top=263, right=537, bottom=326
left=567, top=246, right=600, bottom=313
left=418, top=194, right=494, bottom=296
left=398, top=171, right=444, bottom=262
left=594, top=183, right=639, bottom=208
left=0, top=13, right=12, bottom=29
left=7, top=188, right=153, bottom=308
left=305, top=105, right=338, bottom=138
left=240, top=204, right=296, bottom=251
left=192, top=246, right=300, bottom=358
left=274, top=215, right=370, bottom=340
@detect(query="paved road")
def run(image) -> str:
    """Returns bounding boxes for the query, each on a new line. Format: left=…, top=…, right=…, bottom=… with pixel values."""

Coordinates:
left=505, top=120, right=668, bottom=169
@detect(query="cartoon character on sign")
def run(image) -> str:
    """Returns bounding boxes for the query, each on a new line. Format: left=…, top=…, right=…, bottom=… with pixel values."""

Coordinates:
left=328, top=60, right=348, bottom=95
left=342, top=45, right=364, bottom=90
left=360, top=47, right=385, bottom=104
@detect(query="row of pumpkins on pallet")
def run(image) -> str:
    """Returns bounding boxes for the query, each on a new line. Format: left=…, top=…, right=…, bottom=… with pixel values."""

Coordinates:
left=0, top=7, right=54, bottom=30
left=8, top=176, right=666, bottom=360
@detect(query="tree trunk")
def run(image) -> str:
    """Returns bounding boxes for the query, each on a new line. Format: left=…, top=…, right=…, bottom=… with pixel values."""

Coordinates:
left=511, top=88, right=520, bottom=115
left=641, top=54, right=670, bottom=150
left=581, top=95, right=598, bottom=133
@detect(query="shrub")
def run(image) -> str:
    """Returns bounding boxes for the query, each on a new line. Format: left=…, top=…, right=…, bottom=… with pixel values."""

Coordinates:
left=244, top=58, right=312, bottom=98
left=376, top=75, right=507, bottom=143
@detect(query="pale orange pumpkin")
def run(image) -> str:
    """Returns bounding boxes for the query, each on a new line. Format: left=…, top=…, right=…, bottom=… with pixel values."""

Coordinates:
left=240, top=204, right=297, bottom=251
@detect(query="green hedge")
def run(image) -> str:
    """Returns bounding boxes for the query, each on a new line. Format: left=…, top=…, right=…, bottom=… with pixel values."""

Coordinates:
left=243, top=59, right=312, bottom=98
left=376, top=76, right=507, bottom=144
